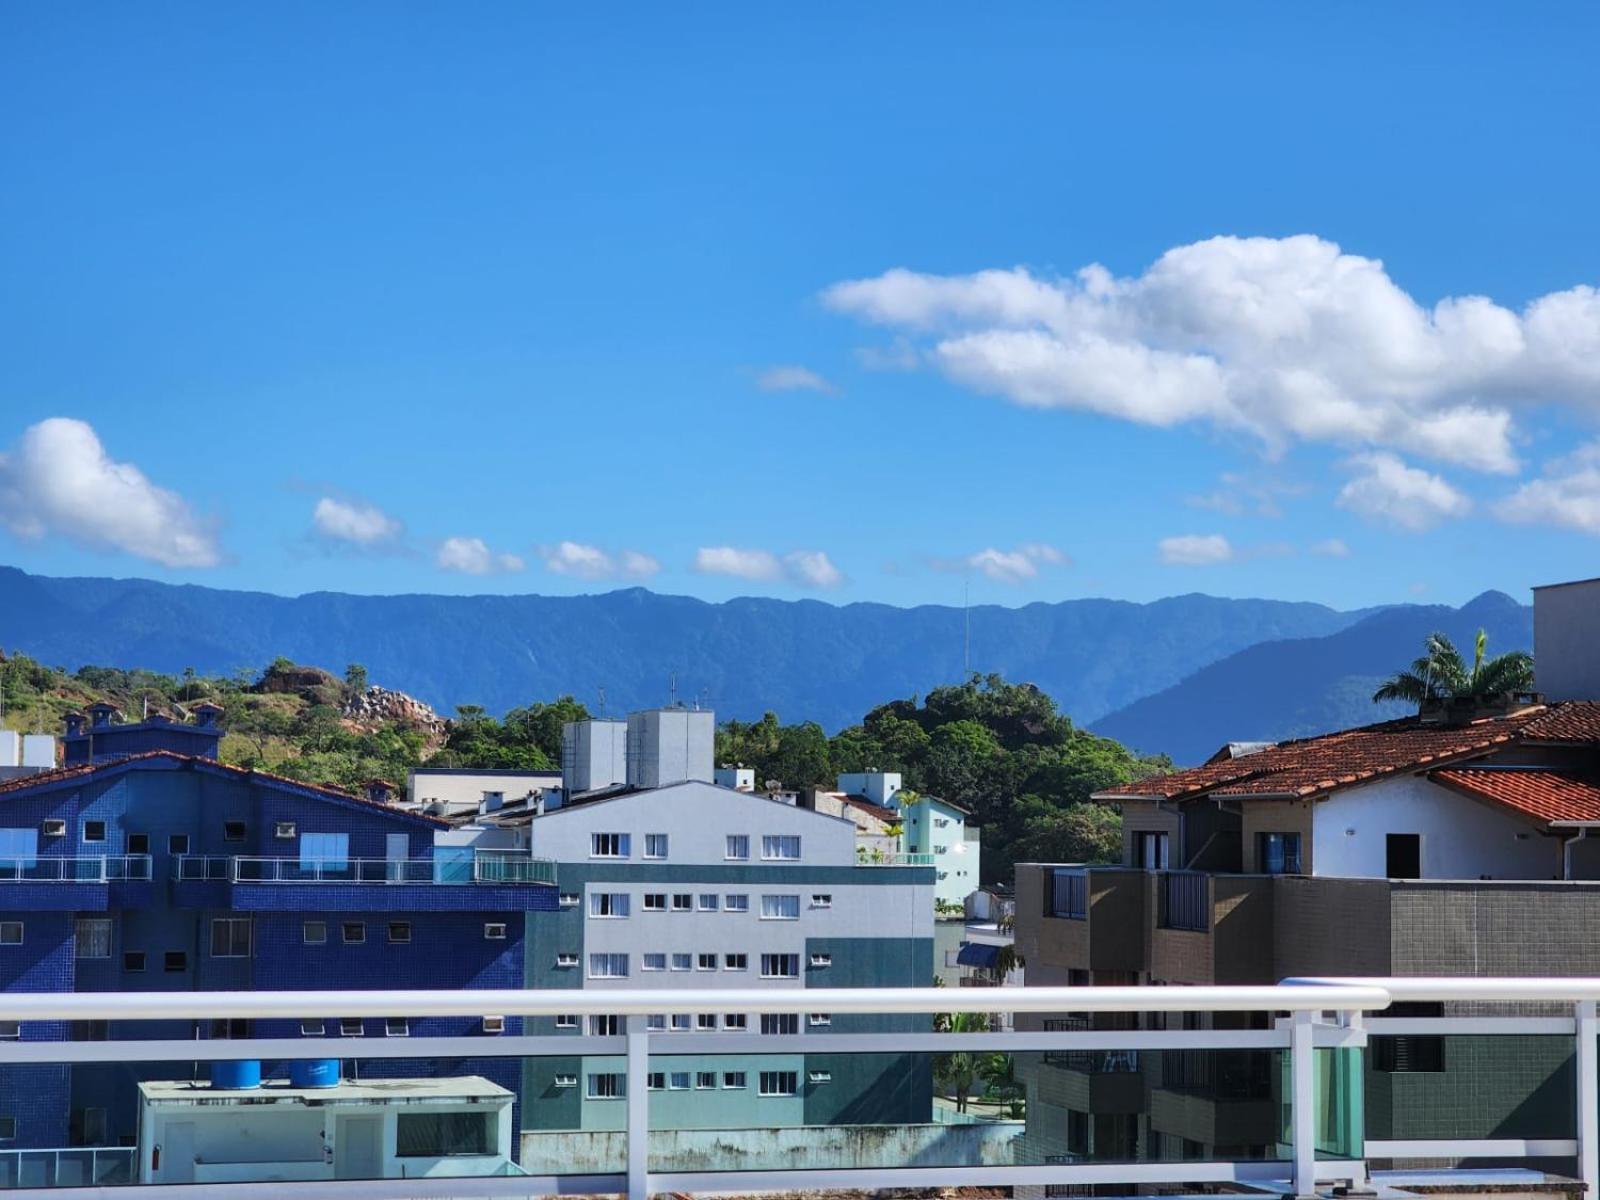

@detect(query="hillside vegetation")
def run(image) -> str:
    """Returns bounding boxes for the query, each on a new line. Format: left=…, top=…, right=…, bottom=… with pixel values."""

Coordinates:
left=2, top=653, right=1162, bottom=884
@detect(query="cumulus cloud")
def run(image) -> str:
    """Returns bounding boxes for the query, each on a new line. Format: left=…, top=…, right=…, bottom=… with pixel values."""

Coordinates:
left=693, top=546, right=844, bottom=589
left=822, top=235, right=1600, bottom=474
left=756, top=365, right=838, bottom=394
left=1310, top=537, right=1352, bottom=558
left=1336, top=452, right=1472, bottom=531
left=436, top=536, right=525, bottom=575
left=1494, top=443, right=1600, bottom=534
left=312, top=496, right=402, bottom=547
left=0, top=417, right=222, bottom=567
left=942, top=542, right=1070, bottom=584
left=1158, top=534, right=1235, bottom=566
left=538, top=541, right=662, bottom=580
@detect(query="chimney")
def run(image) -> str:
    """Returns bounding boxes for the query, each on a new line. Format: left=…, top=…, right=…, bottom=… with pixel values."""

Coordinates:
left=64, top=713, right=86, bottom=738
left=364, top=779, right=396, bottom=805
left=192, top=702, right=224, bottom=729
left=87, top=702, right=119, bottom=729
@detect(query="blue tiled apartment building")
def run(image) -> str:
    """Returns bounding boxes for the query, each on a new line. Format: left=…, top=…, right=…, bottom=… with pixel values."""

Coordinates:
left=0, top=704, right=556, bottom=1154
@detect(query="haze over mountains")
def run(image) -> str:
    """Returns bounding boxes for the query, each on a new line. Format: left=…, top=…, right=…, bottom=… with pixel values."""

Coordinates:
left=0, top=565, right=1532, bottom=764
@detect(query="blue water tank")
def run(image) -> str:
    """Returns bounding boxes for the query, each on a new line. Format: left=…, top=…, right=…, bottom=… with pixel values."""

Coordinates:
left=210, top=1060, right=261, bottom=1089
left=290, top=1059, right=341, bottom=1089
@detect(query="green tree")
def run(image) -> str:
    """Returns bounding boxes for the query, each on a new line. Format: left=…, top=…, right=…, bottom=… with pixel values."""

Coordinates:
left=344, top=663, right=369, bottom=696
left=1373, top=629, right=1534, bottom=707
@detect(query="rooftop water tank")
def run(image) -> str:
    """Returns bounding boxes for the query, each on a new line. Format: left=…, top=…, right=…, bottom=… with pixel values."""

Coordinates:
left=290, top=1059, right=340, bottom=1089
left=210, top=1060, right=261, bottom=1089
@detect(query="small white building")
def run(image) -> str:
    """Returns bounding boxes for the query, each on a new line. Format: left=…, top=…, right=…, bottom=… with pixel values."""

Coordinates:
left=137, top=1076, right=518, bottom=1184
left=405, top=768, right=561, bottom=818
left=835, top=771, right=981, bottom=907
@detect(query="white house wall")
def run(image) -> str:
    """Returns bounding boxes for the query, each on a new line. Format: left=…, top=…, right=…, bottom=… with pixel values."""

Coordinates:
left=1311, top=775, right=1561, bottom=880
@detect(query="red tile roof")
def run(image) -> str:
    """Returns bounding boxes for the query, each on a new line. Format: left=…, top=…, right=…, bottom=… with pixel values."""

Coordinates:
left=1431, top=767, right=1600, bottom=825
left=1096, top=706, right=1552, bottom=803
left=1518, top=702, right=1600, bottom=743
left=840, top=795, right=899, bottom=823
left=0, top=750, right=446, bottom=826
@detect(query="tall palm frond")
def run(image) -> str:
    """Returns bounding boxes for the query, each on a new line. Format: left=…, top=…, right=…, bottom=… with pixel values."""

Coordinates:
left=1374, top=629, right=1534, bottom=708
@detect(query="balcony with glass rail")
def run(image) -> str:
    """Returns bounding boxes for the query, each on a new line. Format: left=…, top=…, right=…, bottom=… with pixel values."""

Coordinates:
left=0, top=976, right=1591, bottom=1197
left=168, top=851, right=556, bottom=909
left=0, top=855, right=153, bottom=909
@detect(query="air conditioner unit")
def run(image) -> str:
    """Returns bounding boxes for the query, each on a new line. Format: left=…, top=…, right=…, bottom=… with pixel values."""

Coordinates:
left=482, top=1016, right=505, bottom=1034
left=41, top=819, right=66, bottom=838
left=808, top=1070, right=832, bottom=1083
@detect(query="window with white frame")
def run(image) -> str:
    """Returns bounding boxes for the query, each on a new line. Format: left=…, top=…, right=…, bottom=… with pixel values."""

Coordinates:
left=642, top=953, right=666, bottom=972
left=760, top=894, right=800, bottom=920
left=670, top=1013, right=692, bottom=1032
left=555, top=1014, right=577, bottom=1029
left=671, top=953, right=692, bottom=971
left=0, top=1021, right=20, bottom=1040
left=484, top=923, right=507, bottom=940
left=300, top=1020, right=323, bottom=1036
left=588, top=1015, right=621, bottom=1036
left=590, top=833, right=630, bottom=859
left=808, top=1069, right=832, bottom=1083
left=696, top=953, right=717, bottom=971
left=556, top=952, right=579, bottom=968
left=725, top=835, right=749, bottom=860
left=724, top=893, right=750, bottom=912
left=300, top=832, right=348, bottom=869
left=0, top=829, right=37, bottom=869
left=760, top=1013, right=799, bottom=1035
left=589, top=892, right=630, bottom=918
left=0, top=922, right=24, bottom=946
left=759, top=1071, right=798, bottom=1096
left=694, top=1012, right=718, bottom=1031
left=723, top=1070, right=747, bottom=1089
left=723, top=1013, right=747, bottom=1030
left=554, top=1073, right=577, bottom=1088
left=696, top=1070, right=717, bottom=1089
left=209, top=918, right=252, bottom=959
left=761, top=953, right=799, bottom=978
left=75, top=919, right=112, bottom=960
left=646, top=1072, right=665, bottom=1090
left=724, top=952, right=748, bottom=971
left=809, top=1013, right=832, bottom=1027
left=646, top=1014, right=666, bottom=1031
left=669, top=1071, right=690, bottom=1090
left=643, top=834, right=668, bottom=859
left=588, top=953, right=628, bottom=978
left=697, top=894, right=719, bottom=912
left=339, top=1018, right=364, bottom=1037
left=761, top=835, right=800, bottom=860
left=810, top=893, right=832, bottom=908
left=643, top=893, right=666, bottom=912
left=810, top=952, right=832, bottom=967
left=587, top=1073, right=625, bottom=1099
left=559, top=892, right=581, bottom=908
left=385, top=1017, right=409, bottom=1037
left=671, top=893, right=692, bottom=912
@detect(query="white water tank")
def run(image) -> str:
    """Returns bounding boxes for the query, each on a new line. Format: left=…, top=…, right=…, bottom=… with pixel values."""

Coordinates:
left=562, top=720, right=628, bottom=794
left=626, top=709, right=714, bottom=789
left=22, top=735, right=55, bottom=768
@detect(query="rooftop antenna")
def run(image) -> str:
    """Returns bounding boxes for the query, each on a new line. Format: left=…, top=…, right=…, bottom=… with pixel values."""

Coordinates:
left=596, top=685, right=607, bottom=717
left=668, top=672, right=678, bottom=707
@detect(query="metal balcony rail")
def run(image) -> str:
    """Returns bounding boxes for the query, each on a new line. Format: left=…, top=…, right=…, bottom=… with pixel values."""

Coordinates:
left=854, top=850, right=935, bottom=866
left=170, top=853, right=555, bottom=885
left=0, top=855, right=151, bottom=883
left=0, top=1147, right=135, bottom=1189
left=0, top=978, right=1597, bottom=1199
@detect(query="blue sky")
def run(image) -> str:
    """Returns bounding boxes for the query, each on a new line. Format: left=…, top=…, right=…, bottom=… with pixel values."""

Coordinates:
left=3, top=2, right=1599, bottom=611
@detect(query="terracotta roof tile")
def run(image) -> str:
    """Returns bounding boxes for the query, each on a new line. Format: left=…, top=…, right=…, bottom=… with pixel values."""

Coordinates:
left=1096, top=706, right=1554, bottom=803
left=1518, top=702, right=1600, bottom=743
left=1431, top=767, right=1600, bottom=825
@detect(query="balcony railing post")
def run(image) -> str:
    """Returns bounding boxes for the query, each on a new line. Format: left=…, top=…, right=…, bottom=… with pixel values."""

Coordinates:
left=1291, top=1008, right=1316, bottom=1198
left=626, top=1013, right=651, bottom=1200
left=1578, top=1000, right=1598, bottom=1200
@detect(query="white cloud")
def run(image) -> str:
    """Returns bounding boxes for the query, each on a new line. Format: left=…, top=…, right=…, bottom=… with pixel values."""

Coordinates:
left=822, top=235, right=1600, bottom=474
left=756, top=365, right=838, bottom=394
left=695, top=546, right=782, bottom=581
left=1494, top=443, right=1600, bottom=534
left=0, top=417, right=222, bottom=567
left=694, top=545, right=844, bottom=589
left=538, top=541, right=663, bottom=580
left=1310, top=537, right=1352, bottom=558
left=1336, top=452, right=1472, bottom=531
left=783, top=549, right=844, bottom=589
left=436, top=536, right=525, bottom=575
left=853, top=338, right=922, bottom=371
left=312, top=496, right=402, bottom=547
left=1158, top=534, right=1235, bottom=566
left=951, top=542, right=1070, bottom=584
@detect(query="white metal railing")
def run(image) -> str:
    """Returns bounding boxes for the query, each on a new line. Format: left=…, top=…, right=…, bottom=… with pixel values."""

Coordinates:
left=0, top=855, right=151, bottom=883
left=0, top=978, right=1594, bottom=1198
left=855, top=851, right=935, bottom=866
left=170, top=853, right=556, bottom=885
left=0, top=1147, right=135, bottom=1188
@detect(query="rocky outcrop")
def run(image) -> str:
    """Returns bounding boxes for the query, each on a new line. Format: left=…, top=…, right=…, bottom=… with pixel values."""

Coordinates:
left=342, top=686, right=447, bottom=737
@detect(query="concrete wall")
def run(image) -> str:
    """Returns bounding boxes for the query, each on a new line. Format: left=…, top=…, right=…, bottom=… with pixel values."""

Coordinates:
left=1533, top=578, right=1600, bottom=702
left=1240, top=798, right=1315, bottom=873
left=1312, top=776, right=1560, bottom=880
left=406, top=769, right=559, bottom=814
left=521, top=1119, right=1023, bottom=1173
left=1119, top=801, right=1179, bottom=867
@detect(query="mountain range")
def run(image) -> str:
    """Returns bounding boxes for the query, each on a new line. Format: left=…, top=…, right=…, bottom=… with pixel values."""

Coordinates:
left=0, top=565, right=1532, bottom=764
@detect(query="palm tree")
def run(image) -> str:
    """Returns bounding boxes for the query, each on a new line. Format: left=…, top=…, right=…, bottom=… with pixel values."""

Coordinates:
left=1372, top=629, right=1533, bottom=708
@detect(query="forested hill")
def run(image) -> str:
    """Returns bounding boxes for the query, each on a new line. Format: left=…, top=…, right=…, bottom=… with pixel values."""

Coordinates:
left=0, top=564, right=1373, bottom=733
